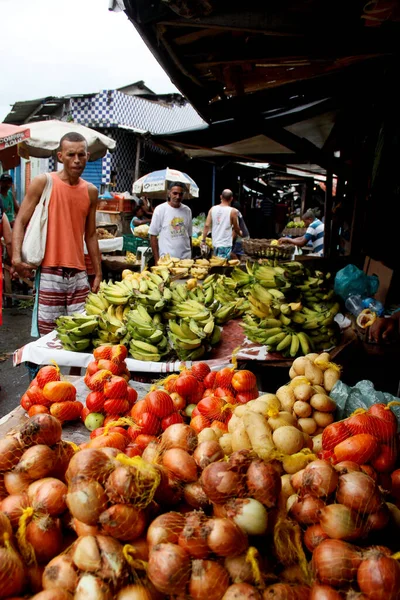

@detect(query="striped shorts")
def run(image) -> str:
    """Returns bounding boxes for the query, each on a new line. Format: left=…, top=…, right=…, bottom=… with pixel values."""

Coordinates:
left=38, top=267, right=90, bottom=336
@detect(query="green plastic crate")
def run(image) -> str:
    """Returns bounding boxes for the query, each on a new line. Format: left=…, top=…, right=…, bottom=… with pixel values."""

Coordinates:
left=123, top=234, right=150, bottom=253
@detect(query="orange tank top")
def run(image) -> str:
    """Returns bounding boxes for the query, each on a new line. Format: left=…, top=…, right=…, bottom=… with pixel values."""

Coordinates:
left=42, top=173, right=91, bottom=270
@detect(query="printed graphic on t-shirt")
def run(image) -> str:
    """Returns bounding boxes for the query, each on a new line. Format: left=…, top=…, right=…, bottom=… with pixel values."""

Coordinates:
left=170, top=217, right=186, bottom=237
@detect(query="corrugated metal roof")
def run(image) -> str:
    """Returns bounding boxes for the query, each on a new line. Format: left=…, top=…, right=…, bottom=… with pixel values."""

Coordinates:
left=4, top=97, right=67, bottom=125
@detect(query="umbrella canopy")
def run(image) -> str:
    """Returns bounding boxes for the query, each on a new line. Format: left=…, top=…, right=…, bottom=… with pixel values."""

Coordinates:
left=0, top=123, right=31, bottom=169
left=18, top=120, right=116, bottom=162
left=133, top=167, right=199, bottom=199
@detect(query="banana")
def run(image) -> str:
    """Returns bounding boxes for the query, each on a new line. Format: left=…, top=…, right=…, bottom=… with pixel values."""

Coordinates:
left=136, top=305, right=153, bottom=324
left=265, top=332, right=287, bottom=346
left=85, top=304, right=104, bottom=316
left=180, top=321, right=199, bottom=340
left=189, top=319, right=207, bottom=339
left=297, top=331, right=310, bottom=355
left=203, top=319, right=214, bottom=336
left=280, top=314, right=291, bottom=326
left=268, top=289, right=285, bottom=300
left=115, top=305, right=125, bottom=322
left=290, top=333, right=300, bottom=357
left=130, top=351, right=161, bottom=362
left=130, top=340, right=160, bottom=354
left=258, top=327, right=283, bottom=338
left=86, top=292, right=108, bottom=310
left=107, top=305, right=122, bottom=328
left=169, top=320, right=188, bottom=339
left=103, top=294, right=130, bottom=305
left=291, top=313, right=307, bottom=324
left=252, top=284, right=273, bottom=305
left=276, top=334, right=292, bottom=352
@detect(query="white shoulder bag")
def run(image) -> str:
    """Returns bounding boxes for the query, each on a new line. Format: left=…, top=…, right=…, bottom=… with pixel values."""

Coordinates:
left=21, top=173, right=53, bottom=267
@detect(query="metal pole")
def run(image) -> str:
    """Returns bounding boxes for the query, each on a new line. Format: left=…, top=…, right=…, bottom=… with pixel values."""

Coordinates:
left=134, top=138, right=141, bottom=181
left=324, top=169, right=333, bottom=259
left=211, top=164, right=216, bottom=206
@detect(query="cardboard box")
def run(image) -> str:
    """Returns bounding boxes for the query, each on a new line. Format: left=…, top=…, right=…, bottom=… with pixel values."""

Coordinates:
left=363, top=257, right=393, bottom=304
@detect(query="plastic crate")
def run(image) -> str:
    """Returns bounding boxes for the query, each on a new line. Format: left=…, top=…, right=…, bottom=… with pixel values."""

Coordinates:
left=122, top=234, right=150, bottom=253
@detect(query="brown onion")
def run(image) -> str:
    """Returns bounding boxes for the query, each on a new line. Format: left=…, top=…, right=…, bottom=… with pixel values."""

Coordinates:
left=183, top=481, right=210, bottom=509
left=0, top=473, right=6, bottom=501
left=303, top=524, right=329, bottom=552
left=365, top=504, right=390, bottom=532
left=302, top=460, right=338, bottom=497
left=225, top=554, right=258, bottom=584
left=189, top=559, right=230, bottom=600
left=289, top=495, right=325, bottom=525
left=246, top=461, right=281, bottom=508
left=0, top=493, right=29, bottom=529
left=66, top=479, right=108, bottom=525
left=31, top=590, right=73, bottom=600
left=51, top=441, right=75, bottom=480
left=0, top=437, right=24, bottom=471
left=161, top=423, right=198, bottom=452
left=65, top=449, right=114, bottom=484
left=27, top=563, right=45, bottom=593
left=0, top=512, right=13, bottom=542
left=262, top=583, right=301, bottom=599
left=105, top=466, right=139, bottom=504
left=28, top=478, right=67, bottom=516
left=334, top=461, right=361, bottom=475
left=310, top=585, right=343, bottom=599
left=116, top=585, right=153, bottom=600
left=336, top=471, right=382, bottom=513
left=19, top=414, right=62, bottom=446
left=178, top=512, right=210, bottom=559
left=99, top=505, right=146, bottom=541
left=122, top=537, right=149, bottom=561
left=147, top=512, right=185, bottom=548
left=141, top=442, right=161, bottom=464
left=16, top=445, right=55, bottom=480
left=71, top=518, right=100, bottom=537
left=193, top=441, right=224, bottom=469
left=147, top=542, right=191, bottom=594
left=0, top=543, right=25, bottom=598
left=360, top=464, right=377, bottom=481
left=26, top=515, right=63, bottom=563
left=74, top=573, right=112, bottom=600
left=72, top=535, right=102, bottom=572
left=319, top=504, right=365, bottom=541
left=311, top=539, right=362, bottom=587
left=221, top=583, right=261, bottom=600
left=42, top=555, right=78, bottom=592
left=290, top=469, right=305, bottom=492
left=96, top=535, right=128, bottom=583
left=201, top=462, right=243, bottom=504
left=207, top=517, right=248, bottom=557
left=224, top=498, right=268, bottom=536
left=357, top=552, right=400, bottom=600
left=153, top=466, right=183, bottom=506
left=4, top=471, right=32, bottom=495
left=162, top=448, right=198, bottom=482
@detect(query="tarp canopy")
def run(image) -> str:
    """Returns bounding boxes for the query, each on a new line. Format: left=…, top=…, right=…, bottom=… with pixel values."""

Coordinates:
left=0, top=123, right=31, bottom=169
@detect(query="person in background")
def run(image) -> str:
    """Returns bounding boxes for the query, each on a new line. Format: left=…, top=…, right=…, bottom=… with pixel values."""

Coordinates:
left=231, top=208, right=250, bottom=260
left=0, top=199, right=12, bottom=326
left=139, top=196, right=153, bottom=218
left=130, top=203, right=151, bottom=233
left=369, top=310, right=400, bottom=343
left=149, top=182, right=192, bottom=264
left=0, top=174, right=19, bottom=227
left=279, top=209, right=324, bottom=256
left=11, top=132, right=101, bottom=336
left=202, top=189, right=242, bottom=259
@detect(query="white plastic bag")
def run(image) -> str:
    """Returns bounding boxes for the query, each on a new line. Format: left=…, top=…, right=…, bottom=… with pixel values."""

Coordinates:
left=21, top=173, right=52, bottom=267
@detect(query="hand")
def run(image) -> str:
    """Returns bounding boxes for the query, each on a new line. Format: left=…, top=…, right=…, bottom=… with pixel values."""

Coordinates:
left=92, top=274, right=102, bottom=293
left=278, top=237, right=289, bottom=244
left=11, top=260, right=35, bottom=279
left=369, top=317, right=398, bottom=343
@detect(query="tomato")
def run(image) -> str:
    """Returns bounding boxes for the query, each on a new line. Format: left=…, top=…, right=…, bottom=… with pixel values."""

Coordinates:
left=37, top=365, right=60, bottom=388
left=127, top=426, right=140, bottom=442
left=135, top=434, right=158, bottom=448
left=97, top=359, right=120, bottom=376
left=103, top=376, right=128, bottom=400
left=127, top=387, right=138, bottom=406
left=110, top=344, right=128, bottom=363
left=191, top=406, right=200, bottom=418
left=125, top=444, right=143, bottom=458
left=191, top=362, right=211, bottom=381
left=187, top=382, right=205, bottom=404
left=368, top=403, right=398, bottom=425
left=20, top=393, right=34, bottom=411
left=130, top=399, right=148, bottom=422
left=81, top=406, right=91, bottom=422
left=50, top=401, right=83, bottom=422
left=322, top=421, right=351, bottom=452
left=161, top=413, right=184, bottom=430
left=211, top=420, right=228, bottom=435
left=202, top=388, right=214, bottom=398
left=146, top=390, right=175, bottom=418
left=333, top=433, right=379, bottom=465
left=231, top=370, right=257, bottom=393
left=175, top=374, right=199, bottom=399
left=235, top=389, right=259, bottom=404
left=197, top=396, right=228, bottom=422
left=86, top=391, right=106, bottom=412
left=215, top=367, right=235, bottom=389
left=214, top=387, right=234, bottom=399
left=346, top=413, right=396, bottom=443
left=93, top=345, right=113, bottom=361
left=86, top=361, right=99, bottom=377
left=138, top=412, right=161, bottom=435
left=318, top=450, right=334, bottom=461
left=104, top=414, right=122, bottom=426
left=43, top=381, right=76, bottom=403
left=29, top=377, right=39, bottom=388
left=163, top=374, right=179, bottom=393
left=87, top=432, right=127, bottom=450
left=170, top=392, right=186, bottom=411
left=371, top=443, right=398, bottom=473
left=190, top=414, right=210, bottom=434
left=391, top=469, right=400, bottom=499
left=27, top=386, right=52, bottom=407
left=203, top=371, right=216, bottom=389
left=28, top=405, right=50, bottom=417
left=90, top=426, right=130, bottom=441
left=104, top=398, right=130, bottom=415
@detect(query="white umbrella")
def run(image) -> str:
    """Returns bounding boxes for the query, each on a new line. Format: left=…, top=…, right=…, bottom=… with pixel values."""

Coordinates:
left=133, top=167, right=199, bottom=199
left=18, top=120, right=116, bottom=161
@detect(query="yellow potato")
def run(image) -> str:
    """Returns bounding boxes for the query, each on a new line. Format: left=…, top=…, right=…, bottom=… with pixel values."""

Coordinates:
left=292, top=356, right=310, bottom=375
left=231, top=421, right=252, bottom=452
left=306, top=353, right=320, bottom=363
left=243, top=411, right=274, bottom=460
left=249, top=399, right=270, bottom=417
left=297, top=418, right=317, bottom=435
left=324, top=368, right=340, bottom=392
left=272, top=426, right=304, bottom=455
left=268, top=411, right=297, bottom=431
left=310, top=393, right=336, bottom=413
left=313, top=385, right=326, bottom=395
left=302, top=432, right=313, bottom=450
left=257, top=393, right=281, bottom=412
left=313, top=411, right=334, bottom=428
left=293, top=384, right=314, bottom=402
left=219, top=433, right=233, bottom=455
left=281, top=474, right=295, bottom=502
left=228, top=413, right=242, bottom=434
left=293, top=401, right=312, bottom=418
left=289, top=366, right=297, bottom=379
left=304, top=362, right=324, bottom=386
left=314, top=352, right=331, bottom=370
left=234, top=405, right=247, bottom=418
left=283, top=454, right=314, bottom=475
left=198, top=428, right=218, bottom=443
left=312, top=433, right=323, bottom=454
left=276, top=385, right=296, bottom=412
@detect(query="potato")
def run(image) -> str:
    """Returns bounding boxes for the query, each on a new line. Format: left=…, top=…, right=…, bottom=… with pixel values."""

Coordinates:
left=302, top=432, right=313, bottom=450
left=268, top=411, right=297, bottom=431
left=304, top=362, right=324, bottom=386
left=313, top=385, right=326, bottom=395
left=231, top=421, right=252, bottom=452
left=297, top=418, right=317, bottom=435
left=312, top=433, right=323, bottom=454
left=243, top=412, right=274, bottom=460
left=219, top=433, right=233, bottom=455
left=281, top=474, right=295, bottom=501
left=324, top=368, right=340, bottom=392
left=289, top=366, right=297, bottom=379
left=283, top=454, right=313, bottom=474
left=313, top=411, right=334, bottom=428
left=310, top=393, right=336, bottom=413
left=290, top=375, right=310, bottom=387
left=292, top=356, right=310, bottom=376
left=305, top=353, right=319, bottom=363
left=250, top=399, right=272, bottom=417
left=234, top=405, right=247, bottom=418
left=228, top=413, right=242, bottom=434
left=293, top=401, right=312, bottom=418
left=198, top=428, right=218, bottom=443
left=293, top=384, right=314, bottom=402
left=314, top=352, right=331, bottom=370
left=276, top=386, right=295, bottom=412
left=272, top=426, right=304, bottom=455
left=256, top=394, right=281, bottom=413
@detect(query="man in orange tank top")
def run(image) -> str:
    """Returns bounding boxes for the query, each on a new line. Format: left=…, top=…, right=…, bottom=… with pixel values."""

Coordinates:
left=11, top=132, right=101, bottom=336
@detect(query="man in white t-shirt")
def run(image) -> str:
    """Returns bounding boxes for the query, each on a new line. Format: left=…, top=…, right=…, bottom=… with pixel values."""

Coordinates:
left=149, top=182, right=192, bottom=264
left=202, top=189, right=242, bottom=258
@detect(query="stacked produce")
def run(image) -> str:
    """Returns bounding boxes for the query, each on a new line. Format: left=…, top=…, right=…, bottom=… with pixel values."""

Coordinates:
left=286, top=220, right=305, bottom=229
left=126, top=306, right=169, bottom=362
left=55, top=314, right=99, bottom=352
left=152, top=255, right=241, bottom=279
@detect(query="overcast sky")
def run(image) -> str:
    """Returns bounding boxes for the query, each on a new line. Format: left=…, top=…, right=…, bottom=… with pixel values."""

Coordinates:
left=1, top=0, right=179, bottom=122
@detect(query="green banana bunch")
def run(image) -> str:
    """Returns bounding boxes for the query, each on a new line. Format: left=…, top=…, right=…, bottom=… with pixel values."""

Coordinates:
left=126, top=305, right=168, bottom=361
left=85, top=292, right=110, bottom=315
left=56, top=313, right=99, bottom=351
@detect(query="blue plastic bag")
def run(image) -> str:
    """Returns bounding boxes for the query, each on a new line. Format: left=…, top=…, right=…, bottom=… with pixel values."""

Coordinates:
left=334, top=264, right=379, bottom=301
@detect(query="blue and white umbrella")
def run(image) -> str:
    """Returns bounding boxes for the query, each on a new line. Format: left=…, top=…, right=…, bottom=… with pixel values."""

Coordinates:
left=133, top=167, right=199, bottom=199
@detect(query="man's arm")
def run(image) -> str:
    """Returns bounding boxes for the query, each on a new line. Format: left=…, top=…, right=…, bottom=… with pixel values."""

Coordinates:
left=150, top=235, right=160, bottom=265
left=202, top=209, right=212, bottom=242
left=11, top=174, right=47, bottom=277
left=369, top=311, right=400, bottom=343
left=230, top=208, right=242, bottom=237
left=85, top=185, right=102, bottom=293
left=279, top=235, right=308, bottom=247
left=1, top=213, right=12, bottom=258
left=11, top=186, right=19, bottom=215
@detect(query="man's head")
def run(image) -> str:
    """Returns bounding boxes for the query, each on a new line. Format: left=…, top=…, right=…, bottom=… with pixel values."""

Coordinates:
left=220, top=189, right=233, bottom=204
left=57, top=132, right=89, bottom=178
left=0, top=173, right=13, bottom=193
left=168, top=182, right=186, bottom=208
left=302, top=209, right=316, bottom=227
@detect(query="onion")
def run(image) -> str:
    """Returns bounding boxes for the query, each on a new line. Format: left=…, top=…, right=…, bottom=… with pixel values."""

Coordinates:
left=65, top=449, right=114, bottom=484
left=0, top=437, right=24, bottom=471
left=161, top=423, right=198, bottom=452
left=246, top=461, right=281, bottom=508
left=162, top=448, right=198, bottom=482
left=0, top=512, right=13, bottom=542
left=290, top=469, right=305, bottom=492
left=225, top=554, right=258, bottom=584
left=71, top=518, right=100, bottom=537
left=228, top=450, right=253, bottom=473
left=178, top=512, right=210, bottom=558
left=336, top=471, right=382, bottom=514
left=16, top=445, right=55, bottom=480
left=262, top=583, right=302, bottom=599
left=19, top=414, right=62, bottom=446
left=99, top=505, right=146, bottom=541
left=153, top=467, right=183, bottom=506
left=302, top=460, right=338, bottom=497
left=224, top=498, right=268, bottom=536
left=4, top=471, right=32, bottom=495
left=116, top=585, right=153, bottom=600
left=27, top=563, right=45, bottom=593
left=189, top=559, right=230, bottom=600
left=0, top=473, right=6, bottom=501
left=28, top=478, right=67, bottom=516
left=71, top=535, right=127, bottom=584
left=289, top=495, right=325, bottom=525
left=311, top=539, right=362, bottom=587
left=222, top=583, right=261, bottom=600
left=72, top=535, right=102, bottom=572
left=74, top=573, right=112, bottom=600
left=303, top=524, right=329, bottom=552
left=319, top=503, right=365, bottom=541
left=123, top=537, right=149, bottom=561
left=105, top=466, right=140, bottom=504
left=334, top=461, right=361, bottom=474
left=51, top=441, right=76, bottom=480
left=30, top=591, right=73, bottom=600
left=0, top=493, right=29, bottom=529
left=141, top=442, right=161, bottom=464
left=66, top=480, right=108, bottom=525
left=183, top=482, right=210, bottom=509
left=207, top=517, right=248, bottom=556
left=0, top=543, right=25, bottom=598
left=201, top=462, right=243, bottom=504
left=147, top=512, right=185, bottom=548
left=365, top=504, right=390, bottom=532
left=310, top=585, right=343, bottom=599
left=26, top=515, right=63, bottom=563
left=357, top=552, right=400, bottom=600
left=147, top=542, right=191, bottom=594
left=360, top=464, right=377, bottom=481
left=42, top=555, right=78, bottom=592
left=193, top=441, right=224, bottom=469
left=346, top=593, right=369, bottom=600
